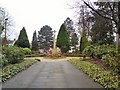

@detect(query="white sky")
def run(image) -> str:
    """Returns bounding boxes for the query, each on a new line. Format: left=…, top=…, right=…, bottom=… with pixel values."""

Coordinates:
left=0, top=0, right=75, bottom=42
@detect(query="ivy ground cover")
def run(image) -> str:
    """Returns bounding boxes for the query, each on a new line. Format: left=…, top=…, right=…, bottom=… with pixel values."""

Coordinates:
left=68, top=59, right=119, bottom=89
left=0, top=59, right=37, bottom=83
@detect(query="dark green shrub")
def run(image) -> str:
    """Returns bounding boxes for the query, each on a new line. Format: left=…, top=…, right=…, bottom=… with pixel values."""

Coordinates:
left=2, top=46, right=11, bottom=56
left=2, top=46, right=25, bottom=64
left=83, top=44, right=117, bottom=59
left=82, top=45, right=94, bottom=57
left=8, top=49, right=24, bottom=64
left=83, top=44, right=119, bottom=73
left=102, top=54, right=119, bottom=73
left=0, top=54, right=8, bottom=67
left=22, top=48, right=32, bottom=55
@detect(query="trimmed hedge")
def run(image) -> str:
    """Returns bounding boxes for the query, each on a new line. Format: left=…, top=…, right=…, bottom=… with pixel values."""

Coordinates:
left=68, top=59, right=119, bottom=89
left=0, top=59, right=37, bottom=83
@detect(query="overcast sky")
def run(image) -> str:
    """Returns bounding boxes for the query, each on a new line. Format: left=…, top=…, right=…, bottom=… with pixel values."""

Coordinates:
left=0, top=0, right=77, bottom=42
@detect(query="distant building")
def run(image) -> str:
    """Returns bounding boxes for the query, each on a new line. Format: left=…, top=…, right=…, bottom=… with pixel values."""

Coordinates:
left=2, top=38, right=16, bottom=46
left=69, top=45, right=79, bottom=53
left=7, top=39, right=16, bottom=46
left=69, top=46, right=75, bottom=53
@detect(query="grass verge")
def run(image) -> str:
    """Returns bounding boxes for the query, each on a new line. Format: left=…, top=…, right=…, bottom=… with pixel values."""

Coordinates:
left=68, top=59, right=119, bottom=89
left=0, top=59, right=38, bottom=83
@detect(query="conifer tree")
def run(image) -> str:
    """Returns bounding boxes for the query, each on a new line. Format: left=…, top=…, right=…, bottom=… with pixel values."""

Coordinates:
left=56, top=24, right=70, bottom=53
left=32, top=31, right=38, bottom=51
left=71, top=33, right=78, bottom=51
left=80, top=29, right=88, bottom=52
left=38, top=25, right=53, bottom=49
left=14, top=27, right=30, bottom=48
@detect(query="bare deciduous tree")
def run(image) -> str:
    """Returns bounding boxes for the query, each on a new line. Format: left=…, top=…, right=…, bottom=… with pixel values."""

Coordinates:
left=82, top=0, right=119, bottom=51
left=0, top=7, right=15, bottom=45
left=72, top=0, right=119, bottom=51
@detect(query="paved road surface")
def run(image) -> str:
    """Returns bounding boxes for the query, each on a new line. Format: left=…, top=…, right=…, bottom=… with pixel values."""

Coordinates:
left=2, top=60, right=103, bottom=88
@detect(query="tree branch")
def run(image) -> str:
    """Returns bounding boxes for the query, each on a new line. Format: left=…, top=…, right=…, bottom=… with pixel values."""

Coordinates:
left=83, top=1, right=115, bottom=22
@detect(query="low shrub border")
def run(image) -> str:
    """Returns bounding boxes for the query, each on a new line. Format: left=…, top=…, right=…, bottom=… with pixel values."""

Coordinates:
left=68, top=59, right=119, bottom=89
left=44, top=56, right=66, bottom=60
left=0, top=59, right=38, bottom=83
left=82, top=44, right=119, bottom=73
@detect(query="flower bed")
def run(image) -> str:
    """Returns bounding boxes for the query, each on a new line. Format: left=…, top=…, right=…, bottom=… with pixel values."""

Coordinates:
left=68, top=59, right=119, bottom=89
left=0, top=59, right=37, bottom=83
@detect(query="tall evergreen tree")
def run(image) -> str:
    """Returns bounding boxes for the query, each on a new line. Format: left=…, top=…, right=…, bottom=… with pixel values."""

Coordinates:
left=32, top=30, right=38, bottom=51
left=56, top=24, right=70, bottom=53
left=80, top=28, right=88, bottom=52
left=14, top=27, right=30, bottom=48
left=38, top=25, right=53, bottom=49
left=90, top=12, right=114, bottom=44
left=64, top=17, right=75, bottom=36
left=71, top=33, right=78, bottom=51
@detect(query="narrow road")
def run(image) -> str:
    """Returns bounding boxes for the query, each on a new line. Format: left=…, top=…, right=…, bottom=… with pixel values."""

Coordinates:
left=2, top=60, right=103, bottom=88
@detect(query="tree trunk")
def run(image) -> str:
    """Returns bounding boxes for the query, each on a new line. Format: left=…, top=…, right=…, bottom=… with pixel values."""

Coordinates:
left=116, top=33, right=120, bottom=52
left=0, top=26, right=2, bottom=54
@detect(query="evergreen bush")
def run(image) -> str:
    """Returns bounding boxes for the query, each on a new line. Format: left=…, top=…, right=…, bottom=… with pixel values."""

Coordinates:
left=102, top=54, right=119, bottom=73
left=83, top=44, right=119, bottom=73
left=0, top=54, right=8, bottom=67
left=83, top=44, right=117, bottom=59
left=22, top=48, right=32, bottom=55
left=2, top=46, right=25, bottom=64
